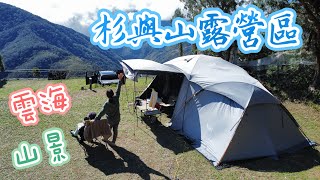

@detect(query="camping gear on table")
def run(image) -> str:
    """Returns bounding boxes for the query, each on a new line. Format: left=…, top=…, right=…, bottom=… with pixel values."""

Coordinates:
left=120, top=55, right=313, bottom=166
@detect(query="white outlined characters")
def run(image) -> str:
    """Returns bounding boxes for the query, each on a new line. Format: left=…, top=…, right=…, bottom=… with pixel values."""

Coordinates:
left=266, top=8, right=302, bottom=51
left=231, top=5, right=267, bottom=54
left=195, top=8, right=233, bottom=52
left=11, top=128, right=70, bottom=169
left=127, top=9, right=165, bottom=49
left=8, top=88, right=39, bottom=126
left=12, top=141, right=42, bottom=170
left=89, top=9, right=129, bottom=49
left=110, top=12, right=129, bottom=47
left=36, top=83, right=71, bottom=115
left=164, top=18, right=197, bottom=45
left=88, top=7, right=303, bottom=53
left=8, top=83, right=71, bottom=126
left=42, top=128, right=70, bottom=166
left=89, top=9, right=113, bottom=49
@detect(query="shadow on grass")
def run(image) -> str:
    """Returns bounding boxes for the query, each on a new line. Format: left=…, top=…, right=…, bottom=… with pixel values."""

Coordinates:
left=0, top=79, right=7, bottom=88
left=229, top=147, right=320, bottom=172
left=142, top=118, right=320, bottom=172
left=141, top=116, right=193, bottom=155
left=78, top=139, right=170, bottom=179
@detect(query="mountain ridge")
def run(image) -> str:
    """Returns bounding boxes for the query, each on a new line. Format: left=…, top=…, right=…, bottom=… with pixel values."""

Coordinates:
left=0, top=2, right=122, bottom=73
left=0, top=2, right=192, bottom=78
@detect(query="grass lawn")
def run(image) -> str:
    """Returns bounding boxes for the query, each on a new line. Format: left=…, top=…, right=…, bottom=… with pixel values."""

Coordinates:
left=0, top=78, right=319, bottom=179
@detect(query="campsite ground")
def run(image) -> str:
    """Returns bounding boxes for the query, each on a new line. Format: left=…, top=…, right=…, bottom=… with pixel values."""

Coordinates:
left=0, top=78, right=319, bottom=179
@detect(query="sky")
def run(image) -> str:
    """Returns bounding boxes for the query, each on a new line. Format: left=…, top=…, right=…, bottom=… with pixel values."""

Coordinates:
left=1, top=0, right=185, bottom=35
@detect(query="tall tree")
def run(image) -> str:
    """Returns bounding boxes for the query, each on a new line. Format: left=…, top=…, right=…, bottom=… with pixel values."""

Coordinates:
left=179, top=0, right=243, bottom=60
left=179, top=0, right=203, bottom=55
left=300, top=0, right=320, bottom=89
left=0, top=54, right=4, bottom=72
left=172, top=8, right=185, bottom=56
left=254, top=0, right=320, bottom=89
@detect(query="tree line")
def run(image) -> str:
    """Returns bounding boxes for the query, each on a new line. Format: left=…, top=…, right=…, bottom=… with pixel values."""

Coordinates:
left=174, top=0, right=320, bottom=90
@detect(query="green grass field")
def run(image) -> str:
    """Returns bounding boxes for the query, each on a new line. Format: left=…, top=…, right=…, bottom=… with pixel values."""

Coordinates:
left=0, top=78, right=319, bottom=179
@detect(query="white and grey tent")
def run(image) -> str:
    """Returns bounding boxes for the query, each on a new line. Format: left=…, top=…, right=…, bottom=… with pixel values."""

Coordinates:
left=121, top=55, right=312, bottom=166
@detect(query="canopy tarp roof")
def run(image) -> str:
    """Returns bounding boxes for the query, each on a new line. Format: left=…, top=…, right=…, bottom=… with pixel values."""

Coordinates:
left=121, top=59, right=180, bottom=78
left=121, top=55, right=278, bottom=107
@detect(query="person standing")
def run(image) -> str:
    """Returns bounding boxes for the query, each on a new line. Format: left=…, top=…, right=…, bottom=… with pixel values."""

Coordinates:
left=95, top=73, right=124, bottom=146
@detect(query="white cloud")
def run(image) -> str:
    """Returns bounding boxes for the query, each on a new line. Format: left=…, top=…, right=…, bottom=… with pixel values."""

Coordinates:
left=1, top=0, right=185, bottom=25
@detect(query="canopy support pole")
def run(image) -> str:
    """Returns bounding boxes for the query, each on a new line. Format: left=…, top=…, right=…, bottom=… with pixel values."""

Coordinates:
left=134, top=80, right=136, bottom=136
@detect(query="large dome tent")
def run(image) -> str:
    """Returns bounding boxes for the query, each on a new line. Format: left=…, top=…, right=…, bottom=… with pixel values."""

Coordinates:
left=121, top=54, right=312, bottom=166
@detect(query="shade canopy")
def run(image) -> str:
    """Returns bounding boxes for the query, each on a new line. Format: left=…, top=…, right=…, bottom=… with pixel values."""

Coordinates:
left=122, top=55, right=277, bottom=107
left=121, top=59, right=180, bottom=80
